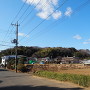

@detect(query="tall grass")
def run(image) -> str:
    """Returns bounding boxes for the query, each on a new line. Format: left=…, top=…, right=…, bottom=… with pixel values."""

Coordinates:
left=34, top=71, right=90, bottom=87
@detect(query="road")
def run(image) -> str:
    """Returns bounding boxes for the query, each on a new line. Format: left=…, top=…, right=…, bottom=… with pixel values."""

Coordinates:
left=0, top=68, right=86, bottom=90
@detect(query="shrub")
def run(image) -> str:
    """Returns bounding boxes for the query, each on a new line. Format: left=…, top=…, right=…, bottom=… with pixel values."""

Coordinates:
left=34, top=71, right=90, bottom=87
left=6, top=59, right=15, bottom=69
left=17, top=64, right=27, bottom=72
left=7, top=63, right=11, bottom=69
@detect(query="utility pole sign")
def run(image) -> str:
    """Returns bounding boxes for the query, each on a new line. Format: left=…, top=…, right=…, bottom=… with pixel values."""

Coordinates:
left=11, top=21, right=20, bottom=73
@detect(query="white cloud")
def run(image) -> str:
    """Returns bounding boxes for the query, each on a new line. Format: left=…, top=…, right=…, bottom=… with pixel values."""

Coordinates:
left=18, top=33, right=24, bottom=36
left=37, top=11, right=49, bottom=19
left=65, top=7, right=72, bottom=16
left=18, top=33, right=29, bottom=37
left=83, top=39, right=90, bottom=44
left=73, top=35, right=82, bottom=40
left=52, top=11, right=62, bottom=19
left=83, top=42, right=90, bottom=44
left=23, top=0, right=62, bottom=19
left=86, top=39, right=90, bottom=41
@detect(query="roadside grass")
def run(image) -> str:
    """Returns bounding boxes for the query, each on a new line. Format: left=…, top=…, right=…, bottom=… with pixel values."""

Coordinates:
left=34, top=71, right=90, bottom=87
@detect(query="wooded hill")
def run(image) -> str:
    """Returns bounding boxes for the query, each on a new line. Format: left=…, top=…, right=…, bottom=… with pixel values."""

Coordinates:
left=0, top=46, right=90, bottom=59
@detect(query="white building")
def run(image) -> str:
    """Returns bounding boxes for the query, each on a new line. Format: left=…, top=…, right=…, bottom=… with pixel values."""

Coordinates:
left=82, top=60, right=90, bottom=64
left=1, top=55, right=23, bottom=66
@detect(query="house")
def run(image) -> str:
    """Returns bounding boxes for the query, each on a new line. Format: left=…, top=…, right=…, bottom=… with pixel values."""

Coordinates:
left=1, top=55, right=24, bottom=66
left=81, top=60, right=90, bottom=64
left=37, top=57, right=51, bottom=64
left=41, top=57, right=50, bottom=62
left=61, top=57, right=79, bottom=64
left=27, top=57, right=37, bottom=64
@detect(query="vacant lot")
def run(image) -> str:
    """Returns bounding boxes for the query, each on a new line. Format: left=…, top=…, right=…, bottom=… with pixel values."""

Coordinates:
left=59, top=68, right=90, bottom=75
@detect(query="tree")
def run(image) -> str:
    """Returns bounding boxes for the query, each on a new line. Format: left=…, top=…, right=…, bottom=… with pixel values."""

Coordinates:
left=75, top=51, right=90, bottom=59
left=0, top=57, right=1, bottom=63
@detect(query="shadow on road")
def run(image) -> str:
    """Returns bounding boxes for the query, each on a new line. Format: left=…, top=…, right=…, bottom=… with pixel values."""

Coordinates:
left=0, top=69, right=8, bottom=71
left=0, top=85, right=84, bottom=90
left=0, top=80, right=3, bottom=83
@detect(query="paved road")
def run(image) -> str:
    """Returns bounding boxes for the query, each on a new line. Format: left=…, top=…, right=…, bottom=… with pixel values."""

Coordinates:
left=0, top=68, right=85, bottom=90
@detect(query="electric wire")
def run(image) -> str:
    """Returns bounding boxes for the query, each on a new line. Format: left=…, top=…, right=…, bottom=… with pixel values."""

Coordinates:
left=17, top=0, right=35, bottom=22
left=12, top=0, right=28, bottom=23
left=1, top=0, right=27, bottom=46
left=0, top=44, right=13, bottom=47
left=20, top=0, right=42, bottom=24
left=19, top=0, right=68, bottom=42
left=19, top=0, right=48, bottom=32
left=2, top=0, right=39, bottom=47
left=19, top=0, right=90, bottom=46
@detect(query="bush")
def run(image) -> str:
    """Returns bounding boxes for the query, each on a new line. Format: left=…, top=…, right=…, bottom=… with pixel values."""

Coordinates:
left=6, top=59, right=15, bottom=69
left=34, top=71, right=90, bottom=87
left=17, top=64, right=27, bottom=72
left=7, top=63, right=11, bottom=69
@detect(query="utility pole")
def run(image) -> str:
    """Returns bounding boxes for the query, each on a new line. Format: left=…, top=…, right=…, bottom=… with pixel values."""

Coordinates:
left=11, top=21, right=19, bottom=73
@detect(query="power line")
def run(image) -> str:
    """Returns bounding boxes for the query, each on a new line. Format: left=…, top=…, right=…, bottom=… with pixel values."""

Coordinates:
left=19, top=0, right=48, bottom=32
left=17, top=0, right=35, bottom=22
left=35, top=0, right=90, bottom=39
left=19, top=0, right=68, bottom=42
left=1, top=0, right=36, bottom=46
left=20, top=0, right=65, bottom=30
left=2, top=27, right=13, bottom=44
left=0, top=40, right=11, bottom=44
left=5, top=0, right=28, bottom=43
left=0, top=28, right=11, bottom=32
left=2, top=0, right=27, bottom=46
left=19, top=0, right=90, bottom=46
left=19, top=13, right=36, bottom=31
left=20, top=0, right=41, bottom=24
left=12, top=0, right=27, bottom=23
left=0, top=44, right=13, bottom=47
left=72, top=0, right=90, bottom=14
left=2, top=27, right=15, bottom=44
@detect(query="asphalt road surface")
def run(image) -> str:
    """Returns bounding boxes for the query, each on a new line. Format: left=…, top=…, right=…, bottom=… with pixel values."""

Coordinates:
left=0, top=68, right=86, bottom=90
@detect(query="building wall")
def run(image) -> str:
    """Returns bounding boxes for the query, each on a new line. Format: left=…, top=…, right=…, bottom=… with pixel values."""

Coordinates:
left=1, top=55, right=25, bottom=66
left=1, top=55, right=16, bottom=66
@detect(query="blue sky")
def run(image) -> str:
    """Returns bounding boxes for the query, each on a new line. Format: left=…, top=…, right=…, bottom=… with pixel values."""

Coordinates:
left=0, top=0, right=90, bottom=50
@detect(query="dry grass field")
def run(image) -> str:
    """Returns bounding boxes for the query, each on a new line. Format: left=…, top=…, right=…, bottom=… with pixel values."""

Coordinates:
left=59, top=68, right=90, bottom=75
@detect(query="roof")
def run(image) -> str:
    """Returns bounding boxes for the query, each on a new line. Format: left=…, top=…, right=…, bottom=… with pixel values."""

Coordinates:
left=1, top=55, right=25, bottom=60
left=82, top=60, right=90, bottom=64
